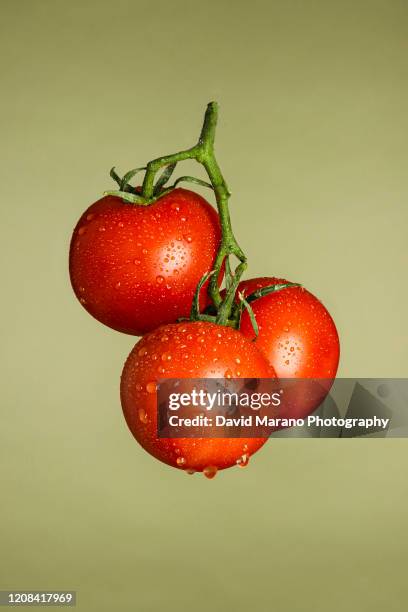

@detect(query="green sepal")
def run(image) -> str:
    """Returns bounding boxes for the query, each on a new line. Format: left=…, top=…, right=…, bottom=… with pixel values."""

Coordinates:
left=153, top=163, right=177, bottom=195
left=110, top=166, right=146, bottom=193
left=110, top=167, right=122, bottom=187
left=120, top=167, right=146, bottom=191
left=190, top=270, right=214, bottom=320
left=245, top=282, right=301, bottom=304
left=103, top=190, right=148, bottom=205
left=153, top=175, right=214, bottom=202
left=171, top=175, right=213, bottom=190
left=238, top=292, right=259, bottom=339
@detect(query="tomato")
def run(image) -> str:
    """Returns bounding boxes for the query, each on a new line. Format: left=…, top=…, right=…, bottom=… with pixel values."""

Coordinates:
left=69, top=189, right=221, bottom=335
left=237, top=277, right=340, bottom=420
left=120, top=321, right=276, bottom=475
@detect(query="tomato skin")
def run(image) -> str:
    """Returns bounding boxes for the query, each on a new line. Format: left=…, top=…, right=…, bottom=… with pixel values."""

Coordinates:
left=238, top=277, right=339, bottom=378
left=237, top=278, right=340, bottom=419
left=69, top=189, right=221, bottom=335
left=120, top=321, right=276, bottom=473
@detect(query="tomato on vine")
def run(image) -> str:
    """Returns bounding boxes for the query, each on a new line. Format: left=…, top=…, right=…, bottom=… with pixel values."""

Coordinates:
left=232, top=277, right=340, bottom=421
left=69, top=188, right=221, bottom=335
left=120, top=321, right=276, bottom=475
left=237, top=277, right=340, bottom=380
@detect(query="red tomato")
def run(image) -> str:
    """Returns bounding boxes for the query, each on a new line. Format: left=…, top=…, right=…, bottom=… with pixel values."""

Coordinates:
left=120, top=321, right=276, bottom=475
left=69, top=189, right=221, bottom=335
left=238, top=277, right=340, bottom=419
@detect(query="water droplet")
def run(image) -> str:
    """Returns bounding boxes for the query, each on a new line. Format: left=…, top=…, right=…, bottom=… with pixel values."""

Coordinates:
left=161, top=352, right=172, bottom=362
left=243, top=444, right=249, bottom=452
left=181, top=216, right=187, bottom=222
left=79, top=286, right=85, bottom=293
left=138, top=348, right=147, bottom=357
left=118, top=222, right=124, bottom=228
left=237, top=453, right=250, bottom=468
left=86, top=213, right=94, bottom=221
left=160, top=335, right=169, bottom=342
left=171, top=203, right=180, bottom=211
left=138, top=408, right=148, bottom=424
left=115, top=281, right=121, bottom=289
left=203, top=465, right=218, bottom=479
left=146, top=381, right=156, bottom=394
left=156, top=275, right=164, bottom=284
left=183, top=234, right=193, bottom=243
left=78, top=227, right=86, bottom=235
left=185, top=469, right=195, bottom=475
left=79, top=297, right=86, bottom=304
left=134, top=258, right=141, bottom=265
left=236, top=370, right=241, bottom=377
left=283, top=327, right=289, bottom=332
left=224, top=369, right=233, bottom=379
left=176, top=457, right=186, bottom=466
left=235, top=357, right=241, bottom=364
left=142, top=248, right=148, bottom=255
left=99, top=226, right=106, bottom=232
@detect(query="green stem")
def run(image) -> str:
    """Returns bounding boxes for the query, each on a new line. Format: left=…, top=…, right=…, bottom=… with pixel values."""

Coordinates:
left=110, top=103, right=300, bottom=336
left=141, top=148, right=199, bottom=199
left=141, top=102, right=246, bottom=322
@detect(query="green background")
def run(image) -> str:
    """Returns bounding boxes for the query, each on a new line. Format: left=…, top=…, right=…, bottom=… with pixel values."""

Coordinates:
left=1, top=0, right=407, bottom=610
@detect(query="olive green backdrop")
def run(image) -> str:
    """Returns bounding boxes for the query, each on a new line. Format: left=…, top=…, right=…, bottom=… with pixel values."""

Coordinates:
left=1, top=0, right=407, bottom=610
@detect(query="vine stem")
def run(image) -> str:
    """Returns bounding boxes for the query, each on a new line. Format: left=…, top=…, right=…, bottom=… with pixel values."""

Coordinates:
left=108, top=103, right=300, bottom=335
left=141, top=102, right=246, bottom=324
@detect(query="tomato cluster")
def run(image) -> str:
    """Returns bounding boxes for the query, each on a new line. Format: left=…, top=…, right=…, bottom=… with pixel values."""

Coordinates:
left=69, top=103, right=340, bottom=478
